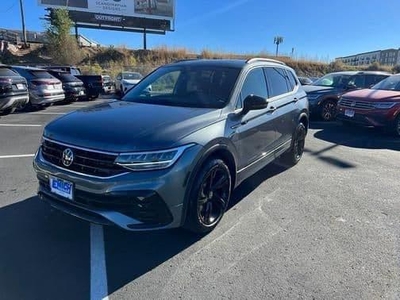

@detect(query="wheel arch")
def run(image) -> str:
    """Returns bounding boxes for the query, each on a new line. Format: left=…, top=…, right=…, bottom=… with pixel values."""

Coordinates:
left=180, top=142, right=238, bottom=226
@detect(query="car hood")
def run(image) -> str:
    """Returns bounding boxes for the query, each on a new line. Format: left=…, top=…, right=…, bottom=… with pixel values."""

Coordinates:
left=302, top=85, right=341, bottom=94
left=342, top=89, right=400, bottom=102
left=43, top=100, right=222, bottom=152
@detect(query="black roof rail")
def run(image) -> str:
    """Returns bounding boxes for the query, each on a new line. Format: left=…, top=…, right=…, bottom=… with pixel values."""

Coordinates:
left=246, top=58, right=286, bottom=65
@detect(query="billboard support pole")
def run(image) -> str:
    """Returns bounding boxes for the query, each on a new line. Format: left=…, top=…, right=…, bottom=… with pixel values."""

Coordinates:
left=19, top=0, right=27, bottom=48
left=143, top=28, right=147, bottom=50
left=75, top=24, right=79, bottom=41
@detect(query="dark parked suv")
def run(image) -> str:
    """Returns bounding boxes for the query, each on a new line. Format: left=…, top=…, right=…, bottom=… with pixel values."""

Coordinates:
left=0, top=64, right=29, bottom=115
left=46, top=70, right=86, bottom=103
left=304, top=71, right=390, bottom=121
left=33, top=58, right=309, bottom=233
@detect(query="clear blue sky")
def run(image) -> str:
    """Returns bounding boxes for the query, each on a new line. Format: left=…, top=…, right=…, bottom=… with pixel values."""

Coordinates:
left=1, top=0, right=399, bottom=61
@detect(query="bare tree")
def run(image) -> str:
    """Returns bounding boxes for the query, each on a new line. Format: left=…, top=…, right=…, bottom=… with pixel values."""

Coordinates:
left=274, top=36, right=284, bottom=57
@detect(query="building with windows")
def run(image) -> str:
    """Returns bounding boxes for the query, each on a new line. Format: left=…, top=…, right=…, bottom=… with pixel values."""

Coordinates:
left=379, top=49, right=398, bottom=66
left=336, top=48, right=400, bottom=67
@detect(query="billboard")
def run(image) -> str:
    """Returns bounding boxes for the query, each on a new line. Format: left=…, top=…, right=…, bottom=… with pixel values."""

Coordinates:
left=38, top=0, right=175, bottom=32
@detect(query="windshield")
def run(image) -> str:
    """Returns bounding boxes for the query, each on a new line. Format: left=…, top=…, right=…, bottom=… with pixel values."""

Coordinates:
left=313, top=73, right=353, bottom=87
left=30, top=70, right=55, bottom=79
left=371, top=75, right=400, bottom=91
left=122, top=65, right=241, bottom=108
left=122, top=72, right=143, bottom=80
left=0, top=67, right=19, bottom=76
left=57, top=73, right=80, bottom=82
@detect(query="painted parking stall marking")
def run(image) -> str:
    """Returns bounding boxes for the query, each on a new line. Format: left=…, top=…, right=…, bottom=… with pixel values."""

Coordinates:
left=0, top=154, right=35, bottom=159
left=90, top=224, right=109, bottom=300
left=0, top=124, right=42, bottom=127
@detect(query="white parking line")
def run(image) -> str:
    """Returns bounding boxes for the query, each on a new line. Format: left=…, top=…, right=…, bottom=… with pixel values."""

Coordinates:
left=0, top=154, right=35, bottom=159
left=90, top=224, right=109, bottom=300
left=0, top=124, right=42, bottom=127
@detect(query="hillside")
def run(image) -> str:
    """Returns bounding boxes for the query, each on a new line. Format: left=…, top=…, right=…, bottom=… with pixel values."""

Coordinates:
left=0, top=43, right=393, bottom=78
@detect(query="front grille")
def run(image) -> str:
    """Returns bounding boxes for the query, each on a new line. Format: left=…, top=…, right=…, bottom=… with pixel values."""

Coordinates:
left=41, top=139, right=126, bottom=177
left=39, top=179, right=172, bottom=225
left=339, top=98, right=374, bottom=110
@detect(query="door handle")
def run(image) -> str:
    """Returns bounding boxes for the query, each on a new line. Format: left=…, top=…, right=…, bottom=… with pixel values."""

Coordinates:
left=267, top=106, right=276, bottom=113
left=293, top=97, right=299, bottom=102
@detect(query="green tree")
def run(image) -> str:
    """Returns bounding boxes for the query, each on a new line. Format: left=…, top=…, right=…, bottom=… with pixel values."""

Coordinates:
left=274, top=36, right=284, bottom=57
left=46, top=8, right=83, bottom=65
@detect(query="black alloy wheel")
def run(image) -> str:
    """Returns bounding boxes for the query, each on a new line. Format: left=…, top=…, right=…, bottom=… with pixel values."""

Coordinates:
left=282, top=123, right=307, bottom=166
left=184, top=159, right=232, bottom=234
left=394, top=115, right=400, bottom=137
left=321, top=99, right=337, bottom=121
left=0, top=107, right=16, bottom=115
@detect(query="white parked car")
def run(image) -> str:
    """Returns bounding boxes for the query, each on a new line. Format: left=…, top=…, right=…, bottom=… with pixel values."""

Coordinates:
left=115, top=72, right=143, bottom=95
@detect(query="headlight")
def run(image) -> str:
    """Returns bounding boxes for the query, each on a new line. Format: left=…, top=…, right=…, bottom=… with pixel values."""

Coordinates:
left=115, top=144, right=195, bottom=171
left=372, top=102, right=397, bottom=109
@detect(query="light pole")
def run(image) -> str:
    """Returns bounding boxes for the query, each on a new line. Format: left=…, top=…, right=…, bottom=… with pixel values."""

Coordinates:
left=19, top=0, right=27, bottom=47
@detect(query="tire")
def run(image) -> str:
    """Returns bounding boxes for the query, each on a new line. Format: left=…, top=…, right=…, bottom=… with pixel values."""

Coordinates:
left=0, top=107, right=16, bottom=115
left=281, top=123, right=307, bottom=166
left=183, top=158, right=232, bottom=234
left=17, top=99, right=33, bottom=112
left=392, top=115, right=400, bottom=137
left=321, top=99, right=337, bottom=121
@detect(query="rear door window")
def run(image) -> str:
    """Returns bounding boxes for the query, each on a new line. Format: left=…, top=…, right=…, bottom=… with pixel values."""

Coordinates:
left=264, top=67, right=290, bottom=98
left=365, top=75, right=388, bottom=87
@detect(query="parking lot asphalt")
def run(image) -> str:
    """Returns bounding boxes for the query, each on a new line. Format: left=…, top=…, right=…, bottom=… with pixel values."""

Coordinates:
left=0, top=96, right=399, bottom=300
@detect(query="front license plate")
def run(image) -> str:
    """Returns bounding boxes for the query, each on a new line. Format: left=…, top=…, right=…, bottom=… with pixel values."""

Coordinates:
left=16, top=83, right=24, bottom=89
left=50, top=177, right=73, bottom=200
left=345, top=109, right=355, bottom=117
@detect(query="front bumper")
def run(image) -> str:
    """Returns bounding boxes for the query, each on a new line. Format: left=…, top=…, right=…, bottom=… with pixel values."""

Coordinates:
left=336, top=106, right=397, bottom=127
left=33, top=144, right=203, bottom=231
left=0, top=93, right=29, bottom=111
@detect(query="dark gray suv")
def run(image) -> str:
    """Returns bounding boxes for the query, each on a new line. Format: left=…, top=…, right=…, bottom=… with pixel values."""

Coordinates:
left=33, top=58, right=309, bottom=233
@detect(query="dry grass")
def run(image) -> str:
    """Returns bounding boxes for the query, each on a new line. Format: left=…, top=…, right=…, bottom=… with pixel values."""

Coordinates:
left=2, top=45, right=397, bottom=78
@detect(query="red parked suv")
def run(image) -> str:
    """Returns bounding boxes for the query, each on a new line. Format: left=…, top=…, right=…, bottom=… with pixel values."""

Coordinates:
left=336, top=74, right=400, bottom=136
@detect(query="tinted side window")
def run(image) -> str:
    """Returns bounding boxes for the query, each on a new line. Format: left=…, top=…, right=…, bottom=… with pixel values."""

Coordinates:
left=264, top=67, right=290, bottom=97
left=237, top=68, right=268, bottom=109
left=286, top=70, right=298, bottom=91
left=365, top=75, right=387, bottom=87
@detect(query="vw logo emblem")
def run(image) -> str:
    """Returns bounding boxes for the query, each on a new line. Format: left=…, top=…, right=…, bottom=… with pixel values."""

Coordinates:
left=62, top=148, right=74, bottom=167
left=351, top=101, right=356, bottom=107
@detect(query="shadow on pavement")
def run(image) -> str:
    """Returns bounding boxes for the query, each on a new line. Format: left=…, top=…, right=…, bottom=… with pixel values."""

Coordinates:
left=104, top=161, right=288, bottom=295
left=310, top=121, right=400, bottom=151
left=0, top=197, right=90, bottom=300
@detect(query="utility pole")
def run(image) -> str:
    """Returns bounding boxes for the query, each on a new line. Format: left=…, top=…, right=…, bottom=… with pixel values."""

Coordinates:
left=19, top=0, right=27, bottom=48
left=143, top=28, right=147, bottom=50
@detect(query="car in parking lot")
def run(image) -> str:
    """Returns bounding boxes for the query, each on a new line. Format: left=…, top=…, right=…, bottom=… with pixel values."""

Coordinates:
left=298, top=76, right=314, bottom=85
left=304, top=71, right=390, bottom=121
left=337, top=74, right=400, bottom=136
left=0, top=64, right=29, bottom=115
left=33, top=58, right=309, bottom=234
left=115, top=71, right=143, bottom=95
left=11, top=66, right=65, bottom=110
left=101, top=75, right=115, bottom=94
left=46, top=70, right=86, bottom=103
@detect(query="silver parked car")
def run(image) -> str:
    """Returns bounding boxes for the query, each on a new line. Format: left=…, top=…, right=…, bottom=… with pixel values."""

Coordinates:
left=11, top=66, right=65, bottom=109
left=33, top=58, right=309, bottom=234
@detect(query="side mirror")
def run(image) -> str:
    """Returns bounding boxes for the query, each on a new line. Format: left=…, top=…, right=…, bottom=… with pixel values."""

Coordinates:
left=242, top=94, right=269, bottom=114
